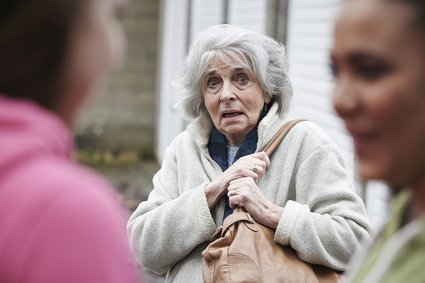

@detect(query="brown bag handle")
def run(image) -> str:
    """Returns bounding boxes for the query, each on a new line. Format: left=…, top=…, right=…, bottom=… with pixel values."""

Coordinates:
left=259, top=119, right=306, bottom=157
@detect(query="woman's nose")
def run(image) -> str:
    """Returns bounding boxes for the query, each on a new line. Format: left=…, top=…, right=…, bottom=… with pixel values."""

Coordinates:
left=332, top=78, right=359, bottom=119
left=220, top=80, right=236, bottom=102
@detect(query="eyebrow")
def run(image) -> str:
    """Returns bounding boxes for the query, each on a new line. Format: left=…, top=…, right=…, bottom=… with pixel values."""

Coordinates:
left=349, top=52, right=385, bottom=62
left=332, top=50, right=391, bottom=67
left=233, top=67, right=247, bottom=72
left=204, top=70, right=218, bottom=77
left=345, top=47, right=393, bottom=62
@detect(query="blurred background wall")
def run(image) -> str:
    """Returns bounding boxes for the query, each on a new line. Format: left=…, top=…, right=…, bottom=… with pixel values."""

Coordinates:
left=76, top=0, right=159, bottom=158
left=74, top=0, right=162, bottom=216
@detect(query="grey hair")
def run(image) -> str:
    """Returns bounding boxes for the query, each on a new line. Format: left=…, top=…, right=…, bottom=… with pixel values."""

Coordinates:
left=174, top=24, right=293, bottom=119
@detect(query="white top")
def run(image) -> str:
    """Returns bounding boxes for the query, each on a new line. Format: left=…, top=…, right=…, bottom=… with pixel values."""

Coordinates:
left=227, top=144, right=239, bottom=166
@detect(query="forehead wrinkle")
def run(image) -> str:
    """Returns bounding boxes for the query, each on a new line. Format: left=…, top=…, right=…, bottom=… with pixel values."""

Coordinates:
left=204, top=48, right=252, bottom=70
left=207, top=59, right=244, bottom=72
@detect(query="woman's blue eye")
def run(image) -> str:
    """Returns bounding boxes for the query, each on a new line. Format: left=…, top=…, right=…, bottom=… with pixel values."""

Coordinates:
left=236, top=74, right=249, bottom=84
left=207, top=78, right=220, bottom=88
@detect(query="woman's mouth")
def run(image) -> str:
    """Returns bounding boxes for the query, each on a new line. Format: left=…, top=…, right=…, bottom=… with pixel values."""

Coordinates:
left=222, top=112, right=243, bottom=119
left=348, top=128, right=380, bottom=155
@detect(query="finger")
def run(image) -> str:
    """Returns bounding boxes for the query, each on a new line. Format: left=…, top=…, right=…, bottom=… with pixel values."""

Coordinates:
left=228, top=190, right=246, bottom=209
left=225, top=163, right=255, bottom=183
left=227, top=188, right=238, bottom=198
left=229, top=177, right=256, bottom=191
left=228, top=183, right=257, bottom=209
left=239, top=167, right=259, bottom=183
left=251, top=165, right=264, bottom=179
left=247, top=162, right=266, bottom=181
left=247, top=153, right=270, bottom=170
left=249, top=168, right=260, bottom=183
left=248, top=166, right=260, bottom=175
left=256, top=152, right=270, bottom=167
left=228, top=177, right=245, bottom=187
left=249, top=152, right=270, bottom=167
left=229, top=198, right=239, bottom=209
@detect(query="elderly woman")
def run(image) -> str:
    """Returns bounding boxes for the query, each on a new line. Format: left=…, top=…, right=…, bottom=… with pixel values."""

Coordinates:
left=332, top=0, right=425, bottom=282
left=128, top=24, right=370, bottom=282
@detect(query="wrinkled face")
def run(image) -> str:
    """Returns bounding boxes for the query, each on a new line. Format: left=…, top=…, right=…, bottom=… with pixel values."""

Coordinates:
left=331, top=0, right=425, bottom=187
left=61, top=0, right=128, bottom=125
left=202, top=59, right=270, bottom=145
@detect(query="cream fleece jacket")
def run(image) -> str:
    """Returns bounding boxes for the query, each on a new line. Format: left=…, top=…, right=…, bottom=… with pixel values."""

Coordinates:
left=128, top=103, right=371, bottom=282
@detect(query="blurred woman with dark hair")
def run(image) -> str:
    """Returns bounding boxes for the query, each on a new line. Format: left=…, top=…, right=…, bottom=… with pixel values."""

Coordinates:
left=0, top=0, right=141, bottom=282
left=332, top=0, right=425, bottom=282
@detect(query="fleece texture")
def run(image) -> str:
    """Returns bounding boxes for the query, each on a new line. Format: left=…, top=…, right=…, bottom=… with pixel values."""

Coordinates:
left=128, top=102, right=371, bottom=282
left=0, top=96, right=140, bottom=283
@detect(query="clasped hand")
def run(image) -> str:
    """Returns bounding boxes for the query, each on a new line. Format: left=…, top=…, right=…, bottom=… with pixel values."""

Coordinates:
left=206, top=152, right=282, bottom=228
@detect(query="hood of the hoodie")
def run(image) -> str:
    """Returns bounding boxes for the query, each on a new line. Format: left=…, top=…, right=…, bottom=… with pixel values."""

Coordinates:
left=0, top=95, right=73, bottom=174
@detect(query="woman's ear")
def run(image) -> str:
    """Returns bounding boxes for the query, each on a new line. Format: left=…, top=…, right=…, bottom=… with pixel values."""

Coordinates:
left=264, top=92, right=272, bottom=103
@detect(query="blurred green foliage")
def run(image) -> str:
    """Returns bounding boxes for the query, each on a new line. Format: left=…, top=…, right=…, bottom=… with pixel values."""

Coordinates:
left=74, top=149, right=143, bottom=166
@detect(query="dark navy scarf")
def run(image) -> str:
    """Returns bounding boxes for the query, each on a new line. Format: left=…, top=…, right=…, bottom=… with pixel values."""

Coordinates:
left=208, top=102, right=271, bottom=220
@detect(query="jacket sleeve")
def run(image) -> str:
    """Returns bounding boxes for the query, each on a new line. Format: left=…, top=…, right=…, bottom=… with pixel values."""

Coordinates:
left=127, top=142, right=217, bottom=275
left=274, top=141, right=371, bottom=271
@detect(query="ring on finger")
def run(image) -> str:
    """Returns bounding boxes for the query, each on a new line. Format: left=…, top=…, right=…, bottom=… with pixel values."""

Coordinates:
left=250, top=167, right=259, bottom=174
left=230, top=190, right=238, bottom=197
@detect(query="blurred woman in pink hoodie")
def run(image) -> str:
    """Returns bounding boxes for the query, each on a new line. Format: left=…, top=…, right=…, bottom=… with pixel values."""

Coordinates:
left=0, top=0, right=142, bottom=282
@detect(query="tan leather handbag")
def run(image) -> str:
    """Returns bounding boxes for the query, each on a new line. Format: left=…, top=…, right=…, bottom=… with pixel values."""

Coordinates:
left=202, top=120, right=341, bottom=283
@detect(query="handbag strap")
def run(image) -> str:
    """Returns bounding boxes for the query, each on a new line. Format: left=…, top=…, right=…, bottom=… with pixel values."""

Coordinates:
left=259, top=119, right=306, bottom=157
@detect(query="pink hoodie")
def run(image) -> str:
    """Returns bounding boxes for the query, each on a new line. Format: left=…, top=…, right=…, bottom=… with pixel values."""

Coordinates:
left=0, top=96, right=141, bottom=283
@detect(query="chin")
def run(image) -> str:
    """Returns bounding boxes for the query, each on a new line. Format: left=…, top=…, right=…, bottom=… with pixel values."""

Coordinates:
left=357, top=158, right=388, bottom=182
left=357, top=159, right=406, bottom=188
